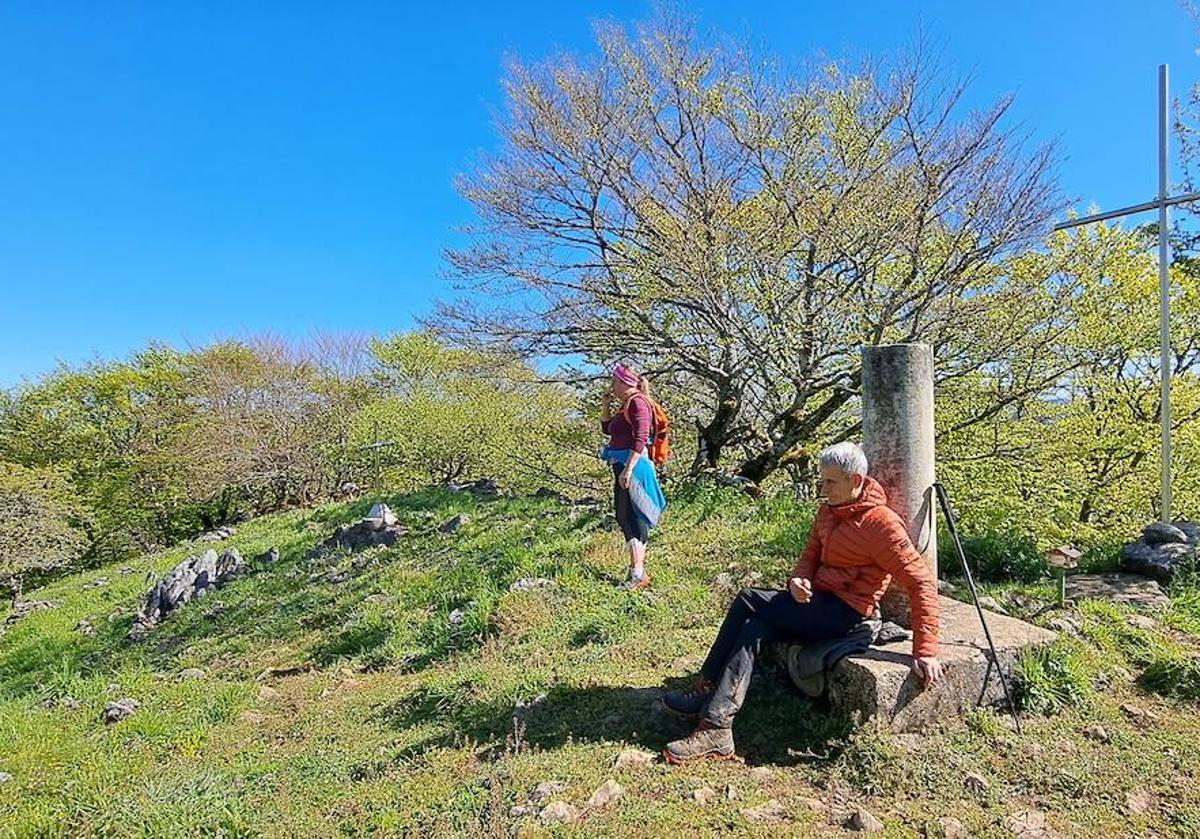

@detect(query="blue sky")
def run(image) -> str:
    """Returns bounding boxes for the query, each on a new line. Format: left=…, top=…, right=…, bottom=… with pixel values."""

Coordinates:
left=0, top=1, right=1197, bottom=386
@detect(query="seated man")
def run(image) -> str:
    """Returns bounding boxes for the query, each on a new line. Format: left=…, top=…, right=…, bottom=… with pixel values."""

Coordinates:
left=662, top=441, right=943, bottom=764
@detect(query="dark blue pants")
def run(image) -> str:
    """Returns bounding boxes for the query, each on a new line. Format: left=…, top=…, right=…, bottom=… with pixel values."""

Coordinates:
left=700, top=587, right=863, bottom=728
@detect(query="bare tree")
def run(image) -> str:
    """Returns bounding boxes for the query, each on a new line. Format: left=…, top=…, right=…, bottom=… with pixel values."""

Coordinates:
left=435, top=15, right=1070, bottom=483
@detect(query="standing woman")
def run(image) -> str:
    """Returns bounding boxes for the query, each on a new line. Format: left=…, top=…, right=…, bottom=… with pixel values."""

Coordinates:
left=600, top=364, right=667, bottom=591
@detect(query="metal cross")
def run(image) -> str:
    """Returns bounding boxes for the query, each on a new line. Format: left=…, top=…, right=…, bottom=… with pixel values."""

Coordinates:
left=1053, top=65, right=1200, bottom=522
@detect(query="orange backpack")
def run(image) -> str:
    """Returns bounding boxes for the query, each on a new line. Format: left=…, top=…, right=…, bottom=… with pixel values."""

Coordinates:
left=624, top=395, right=672, bottom=467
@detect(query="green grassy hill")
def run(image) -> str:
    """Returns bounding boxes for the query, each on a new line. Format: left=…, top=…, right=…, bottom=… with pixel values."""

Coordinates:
left=2, top=486, right=1199, bottom=837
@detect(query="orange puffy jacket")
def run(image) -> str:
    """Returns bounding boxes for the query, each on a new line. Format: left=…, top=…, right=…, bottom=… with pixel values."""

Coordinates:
left=791, top=476, right=940, bottom=659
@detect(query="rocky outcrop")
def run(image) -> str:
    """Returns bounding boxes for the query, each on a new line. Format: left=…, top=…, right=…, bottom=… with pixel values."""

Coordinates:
left=1122, top=521, right=1198, bottom=581
left=132, top=548, right=246, bottom=636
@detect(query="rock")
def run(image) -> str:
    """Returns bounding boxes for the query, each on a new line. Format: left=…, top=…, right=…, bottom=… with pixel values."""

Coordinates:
left=255, top=547, right=281, bottom=565
left=509, top=804, right=537, bottom=818
left=724, top=784, right=737, bottom=800
left=748, top=766, right=774, bottom=783
left=89, top=577, right=110, bottom=588
left=875, top=621, right=911, bottom=644
left=692, top=786, right=717, bottom=804
left=178, top=668, right=206, bottom=681
left=1142, top=522, right=1188, bottom=545
left=133, top=548, right=246, bottom=634
left=308, top=514, right=405, bottom=561
left=60, top=696, right=82, bottom=711
left=587, top=779, right=624, bottom=809
left=0, top=772, right=10, bottom=784
left=1064, top=573, right=1170, bottom=610
left=1081, top=724, right=1110, bottom=743
left=940, top=817, right=970, bottom=839
left=845, top=807, right=884, bottom=832
left=530, top=781, right=566, bottom=804
left=742, top=799, right=788, bottom=824
left=613, top=749, right=655, bottom=770
left=337, top=481, right=362, bottom=499
left=1125, top=789, right=1156, bottom=814
left=1120, top=702, right=1158, bottom=724
left=1127, top=615, right=1157, bottom=631
left=257, top=685, right=282, bottom=701
left=466, top=478, right=500, bottom=498
left=363, top=593, right=387, bottom=605
left=800, top=797, right=828, bottom=815
left=1122, top=537, right=1195, bottom=582
left=365, top=503, right=399, bottom=529
left=510, top=577, right=556, bottom=593
left=963, top=772, right=990, bottom=794
left=325, top=569, right=349, bottom=584
left=1174, top=520, right=1200, bottom=543
left=977, top=595, right=1007, bottom=614
left=75, top=619, right=94, bottom=636
left=1047, top=616, right=1082, bottom=636
left=826, top=596, right=1055, bottom=732
left=1004, top=808, right=1063, bottom=838
left=713, top=572, right=735, bottom=593
left=937, top=579, right=955, bottom=594
left=448, top=608, right=466, bottom=626
left=438, top=514, right=467, bottom=534
left=3, top=599, right=60, bottom=628
left=102, top=698, right=139, bottom=724
left=239, top=710, right=267, bottom=725
left=539, top=801, right=578, bottom=824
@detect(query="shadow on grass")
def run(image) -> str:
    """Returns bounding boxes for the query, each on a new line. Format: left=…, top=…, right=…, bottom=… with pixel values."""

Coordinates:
left=376, top=667, right=853, bottom=768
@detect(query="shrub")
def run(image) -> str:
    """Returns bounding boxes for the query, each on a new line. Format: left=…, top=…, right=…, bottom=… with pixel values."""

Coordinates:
left=940, top=530, right=1048, bottom=583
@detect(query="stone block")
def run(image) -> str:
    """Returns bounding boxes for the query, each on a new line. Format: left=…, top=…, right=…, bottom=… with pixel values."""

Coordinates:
left=821, top=596, right=1054, bottom=731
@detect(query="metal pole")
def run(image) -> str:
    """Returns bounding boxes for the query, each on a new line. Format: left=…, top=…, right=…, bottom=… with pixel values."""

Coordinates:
left=1159, top=64, right=1172, bottom=522
left=934, top=482, right=1022, bottom=734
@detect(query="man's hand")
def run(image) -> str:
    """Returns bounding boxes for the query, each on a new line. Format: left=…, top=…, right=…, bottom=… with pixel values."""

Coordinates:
left=912, top=656, right=944, bottom=688
left=619, top=469, right=632, bottom=489
left=788, top=576, right=813, bottom=604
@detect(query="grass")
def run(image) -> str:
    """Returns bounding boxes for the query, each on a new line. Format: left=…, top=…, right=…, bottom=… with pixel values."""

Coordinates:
left=1, top=486, right=1199, bottom=836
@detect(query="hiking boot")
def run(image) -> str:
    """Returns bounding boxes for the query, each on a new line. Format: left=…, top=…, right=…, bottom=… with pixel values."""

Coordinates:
left=664, top=721, right=735, bottom=765
left=617, top=573, right=652, bottom=592
left=662, top=679, right=714, bottom=719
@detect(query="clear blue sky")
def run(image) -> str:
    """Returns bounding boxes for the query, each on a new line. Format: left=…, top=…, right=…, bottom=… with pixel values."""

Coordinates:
left=1, top=1, right=1196, bottom=387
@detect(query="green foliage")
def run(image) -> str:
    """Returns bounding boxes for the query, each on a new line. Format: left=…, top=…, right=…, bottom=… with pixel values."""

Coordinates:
left=1015, top=640, right=1095, bottom=715
left=1139, top=652, right=1200, bottom=702
left=0, top=463, right=92, bottom=593
left=940, top=530, right=1048, bottom=584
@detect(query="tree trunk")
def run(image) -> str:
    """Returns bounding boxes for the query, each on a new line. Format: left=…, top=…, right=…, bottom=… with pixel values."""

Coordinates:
left=689, top=389, right=742, bottom=475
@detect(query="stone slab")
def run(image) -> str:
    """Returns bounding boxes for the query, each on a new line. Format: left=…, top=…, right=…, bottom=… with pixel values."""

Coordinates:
left=1064, top=573, right=1169, bottom=610
left=822, top=596, right=1055, bottom=732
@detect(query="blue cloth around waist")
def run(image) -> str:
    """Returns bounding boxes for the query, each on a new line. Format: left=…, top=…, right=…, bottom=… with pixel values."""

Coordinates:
left=601, top=445, right=667, bottom=529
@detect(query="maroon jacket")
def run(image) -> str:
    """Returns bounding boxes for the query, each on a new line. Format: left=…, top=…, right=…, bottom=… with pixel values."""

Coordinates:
left=600, top=394, right=652, bottom=454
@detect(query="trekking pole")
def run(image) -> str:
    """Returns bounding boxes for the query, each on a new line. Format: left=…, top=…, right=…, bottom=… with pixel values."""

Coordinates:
left=932, top=481, right=1023, bottom=735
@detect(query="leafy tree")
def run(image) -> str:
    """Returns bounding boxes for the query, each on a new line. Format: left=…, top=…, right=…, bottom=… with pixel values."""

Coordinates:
left=0, top=464, right=92, bottom=605
left=435, top=14, right=1068, bottom=484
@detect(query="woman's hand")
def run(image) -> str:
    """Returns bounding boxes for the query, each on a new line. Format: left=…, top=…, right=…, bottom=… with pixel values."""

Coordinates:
left=788, top=576, right=813, bottom=603
left=912, top=656, right=944, bottom=688
left=619, top=468, right=633, bottom=489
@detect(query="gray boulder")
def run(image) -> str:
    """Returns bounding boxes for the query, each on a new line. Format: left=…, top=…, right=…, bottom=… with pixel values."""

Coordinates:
left=102, top=698, right=139, bottom=725
left=133, top=548, right=245, bottom=634
left=1142, top=522, right=1188, bottom=545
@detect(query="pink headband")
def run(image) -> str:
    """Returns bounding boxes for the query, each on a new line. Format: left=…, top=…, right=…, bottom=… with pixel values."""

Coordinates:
left=612, top=364, right=639, bottom=387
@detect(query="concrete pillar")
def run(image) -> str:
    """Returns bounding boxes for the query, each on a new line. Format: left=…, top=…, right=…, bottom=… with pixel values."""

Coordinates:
left=862, top=343, right=937, bottom=580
